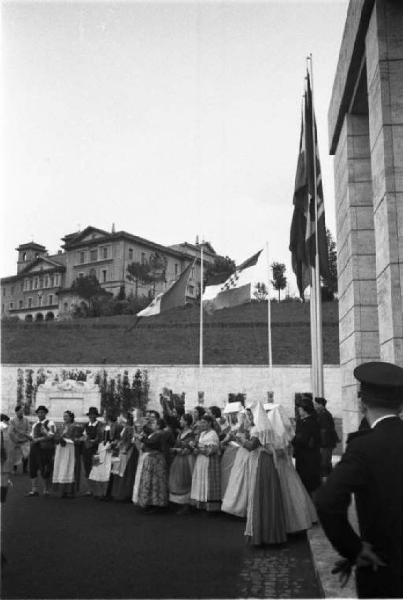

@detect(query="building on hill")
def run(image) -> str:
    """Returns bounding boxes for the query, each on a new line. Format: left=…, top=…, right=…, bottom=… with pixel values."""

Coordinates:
left=1, top=226, right=217, bottom=321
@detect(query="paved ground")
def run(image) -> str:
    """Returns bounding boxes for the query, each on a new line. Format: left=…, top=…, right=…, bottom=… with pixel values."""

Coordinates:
left=2, top=474, right=323, bottom=599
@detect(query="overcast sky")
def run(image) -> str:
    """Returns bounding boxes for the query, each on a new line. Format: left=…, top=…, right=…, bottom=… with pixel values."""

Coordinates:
left=1, top=0, right=348, bottom=294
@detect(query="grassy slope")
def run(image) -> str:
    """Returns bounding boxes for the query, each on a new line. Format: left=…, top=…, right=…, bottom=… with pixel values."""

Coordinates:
left=1, top=301, right=339, bottom=365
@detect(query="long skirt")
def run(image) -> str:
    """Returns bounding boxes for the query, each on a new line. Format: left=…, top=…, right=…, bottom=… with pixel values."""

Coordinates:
left=88, top=443, right=112, bottom=498
left=276, top=455, right=317, bottom=533
left=245, top=448, right=287, bottom=545
left=222, top=447, right=250, bottom=517
left=169, top=454, right=195, bottom=505
left=191, top=454, right=221, bottom=512
left=135, top=451, right=168, bottom=508
left=220, top=445, right=238, bottom=499
left=52, top=443, right=77, bottom=496
left=111, top=447, right=139, bottom=501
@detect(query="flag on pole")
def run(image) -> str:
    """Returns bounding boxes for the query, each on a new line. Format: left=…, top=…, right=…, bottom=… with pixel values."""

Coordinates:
left=136, top=260, right=195, bottom=317
left=289, top=71, right=329, bottom=298
left=203, top=249, right=265, bottom=311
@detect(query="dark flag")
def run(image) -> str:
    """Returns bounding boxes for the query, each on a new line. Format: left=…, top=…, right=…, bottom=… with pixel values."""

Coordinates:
left=290, top=71, right=329, bottom=298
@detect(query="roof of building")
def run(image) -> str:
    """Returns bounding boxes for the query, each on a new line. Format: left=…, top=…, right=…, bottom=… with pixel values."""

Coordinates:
left=16, top=242, right=47, bottom=252
left=61, top=225, right=196, bottom=260
left=169, top=241, right=217, bottom=257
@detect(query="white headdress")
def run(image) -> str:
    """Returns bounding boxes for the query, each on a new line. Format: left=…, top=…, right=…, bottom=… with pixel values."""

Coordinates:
left=246, top=398, right=272, bottom=446
left=265, top=404, right=295, bottom=450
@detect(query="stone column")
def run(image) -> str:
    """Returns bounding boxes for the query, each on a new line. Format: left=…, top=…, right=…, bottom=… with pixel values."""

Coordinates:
left=335, top=113, right=380, bottom=435
left=366, top=0, right=403, bottom=365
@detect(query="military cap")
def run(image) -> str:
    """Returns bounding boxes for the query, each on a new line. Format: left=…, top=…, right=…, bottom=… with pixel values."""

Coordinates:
left=354, top=361, right=403, bottom=389
left=35, top=405, right=49, bottom=414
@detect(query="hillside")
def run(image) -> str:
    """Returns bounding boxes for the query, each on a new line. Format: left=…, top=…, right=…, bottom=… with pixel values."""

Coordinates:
left=1, top=301, right=339, bottom=365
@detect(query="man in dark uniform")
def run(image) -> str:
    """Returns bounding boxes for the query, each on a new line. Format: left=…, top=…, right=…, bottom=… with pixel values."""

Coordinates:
left=313, top=397, right=339, bottom=478
left=316, top=361, right=403, bottom=598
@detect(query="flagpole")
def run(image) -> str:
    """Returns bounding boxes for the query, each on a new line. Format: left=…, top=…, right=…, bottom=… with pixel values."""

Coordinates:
left=308, top=54, right=324, bottom=397
left=266, top=242, right=273, bottom=378
left=199, top=241, right=204, bottom=372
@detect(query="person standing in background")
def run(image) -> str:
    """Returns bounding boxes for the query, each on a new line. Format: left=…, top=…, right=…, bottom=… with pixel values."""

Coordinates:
left=313, top=397, right=339, bottom=479
left=9, top=405, right=31, bottom=475
left=26, top=406, right=56, bottom=497
left=292, top=395, right=321, bottom=497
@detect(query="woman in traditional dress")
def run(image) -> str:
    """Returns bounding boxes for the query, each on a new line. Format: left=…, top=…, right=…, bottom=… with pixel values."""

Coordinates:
left=265, top=404, right=317, bottom=533
left=192, top=406, right=206, bottom=441
left=52, top=411, right=81, bottom=498
left=133, top=418, right=168, bottom=511
left=190, top=415, right=221, bottom=512
left=221, top=410, right=251, bottom=517
left=111, top=412, right=139, bottom=502
left=220, top=409, right=239, bottom=499
left=243, top=400, right=287, bottom=546
left=292, top=396, right=321, bottom=496
left=88, top=413, right=120, bottom=499
left=168, top=413, right=195, bottom=514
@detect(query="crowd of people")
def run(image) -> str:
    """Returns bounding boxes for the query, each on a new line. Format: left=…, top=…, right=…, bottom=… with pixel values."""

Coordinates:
left=0, top=393, right=338, bottom=546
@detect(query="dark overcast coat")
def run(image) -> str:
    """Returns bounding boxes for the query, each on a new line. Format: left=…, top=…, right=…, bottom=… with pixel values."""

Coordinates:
left=316, top=417, right=403, bottom=598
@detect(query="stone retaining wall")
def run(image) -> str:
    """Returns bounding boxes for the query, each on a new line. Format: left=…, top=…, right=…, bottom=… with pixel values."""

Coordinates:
left=1, top=363, right=341, bottom=420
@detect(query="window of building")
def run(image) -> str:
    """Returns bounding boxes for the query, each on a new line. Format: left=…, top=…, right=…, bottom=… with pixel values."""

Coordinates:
left=38, top=295, right=42, bottom=306
left=28, top=297, right=33, bottom=308
left=128, top=248, right=133, bottom=260
left=20, top=283, right=23, bottom=292
left=79, top=251, right=85, bottom=264
left=89, top=268, right=96, bottom=278
left=9, top=302, right=13, bottom=310
left=50, top=275, right=54, bottom=287
left=175, top=263, right=178, bottom=275
left=29, top=279, right=33, bottom=290
left=2, top=287, right=5, bottom=297
left=78, top=272, right=84, bottom=278
left=90, top=249, right=97, bottom=262
left=102, top=247, right=108, bottom=259
left=11, top=285, right=14, bottom=294
left=188, top=285, right=194, bottom=294
left=22, top=252, right=27, bottom=262
left=141, top=252, right=146, bottom=265
left=19, top=300, right=23, bottom=309
left=54, top=274, right=60, bottom=287
left=33, top=277, right=39, bottom=290
left=48, top=294, right=53, bottom=305
left=44, top=275, right=49, bottom=288
left=102, top=270, right=107, bottom=282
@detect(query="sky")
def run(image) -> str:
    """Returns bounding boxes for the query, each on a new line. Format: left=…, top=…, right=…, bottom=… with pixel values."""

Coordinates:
left=1, top=0, right=349, bottom=294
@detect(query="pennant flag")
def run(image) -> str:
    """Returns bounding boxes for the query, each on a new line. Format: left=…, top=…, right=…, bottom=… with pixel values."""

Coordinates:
left=136, top=260, right=195, bottom=317
left=203, top=249, right=265, bottom=311
left=289, top=71, right=329, bottom=298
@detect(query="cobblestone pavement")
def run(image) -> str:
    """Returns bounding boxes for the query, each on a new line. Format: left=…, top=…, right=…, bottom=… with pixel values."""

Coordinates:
left=238, top=535, right=323, bottom=599
left=2, top=475, right=322, bottom=599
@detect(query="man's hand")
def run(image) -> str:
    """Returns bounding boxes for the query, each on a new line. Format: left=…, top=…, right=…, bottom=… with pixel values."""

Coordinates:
left=356, top=541, right=386, bottom=571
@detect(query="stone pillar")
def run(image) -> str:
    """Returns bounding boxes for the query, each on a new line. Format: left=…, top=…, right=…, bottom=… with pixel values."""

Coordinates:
left=366, top=0, right=403, bottom=365
left=335, top=113, right=380, bottom=435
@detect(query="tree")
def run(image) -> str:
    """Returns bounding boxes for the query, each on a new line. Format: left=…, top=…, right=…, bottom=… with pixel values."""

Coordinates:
left=321, top=228, right=338, bottom=301
left=204, top=255, right=236, bottom=287
left=126, top=262, right=154, bottom=298
left=127, top=254, right=167, bottom=296
left=253, top=282, right=268, bottom=302
left=70, top=274, right=109, bottom=315
left=271, top=262, right=287, bottom=301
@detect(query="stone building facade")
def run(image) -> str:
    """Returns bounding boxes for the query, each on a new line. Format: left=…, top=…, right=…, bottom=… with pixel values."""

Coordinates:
left=329, top=0, right=403, bottom=433
left=1, top=226, right=217, bottom=321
